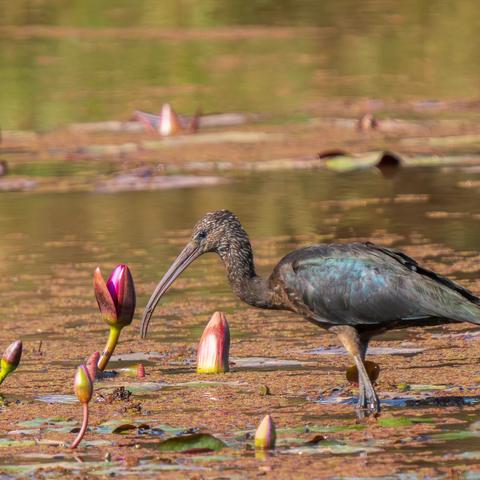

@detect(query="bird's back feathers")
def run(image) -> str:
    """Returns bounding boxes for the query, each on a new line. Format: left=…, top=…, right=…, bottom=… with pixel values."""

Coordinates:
left=270, top=242, right=480, bottom=329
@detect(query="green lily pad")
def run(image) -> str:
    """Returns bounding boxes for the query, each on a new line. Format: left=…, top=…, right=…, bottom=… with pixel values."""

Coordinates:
left=154, top=433, right=226, bottom=452
left=35, top=394, right=77, bottom=404
left=96, top=419, right=135, bottom=434
left=190, top=454, right=233, bottom=462
left=407, top=384, right=448, bottom=391
left=111, top=424, right=143, bottom=434
left=322, top=152, right=381, bottom=172
left=276, top=424, right=366, bottom=435
left=0, top=438, right=36, bottom=447
left=286, top=440, right=382, bottom=455
left=378, top=416, right=434, bottom=428
left=17, top=417, right=76, bottom=428
left=431, top=430, right=479, bottom=441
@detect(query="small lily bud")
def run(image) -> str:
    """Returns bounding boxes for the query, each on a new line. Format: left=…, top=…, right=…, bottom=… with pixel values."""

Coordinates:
left=346, top=361, right=380, bottom=385
left=159, top=103, right=182, bottom=136
left=196, top=312, right=230, bottom=374
left=74, top=365, right=93, bottom=404
left=255, top=415, right=276, bottom=450
left=86, top=352, right=100, bottom=381
left=0, top=340, right=22, bottom=385
left=137, top=363, right=145, bottom=378
left=71, top=365, right=93, bottom=449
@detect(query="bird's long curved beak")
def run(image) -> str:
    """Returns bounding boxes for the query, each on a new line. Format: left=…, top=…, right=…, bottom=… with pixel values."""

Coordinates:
left=140, top=241, right=200, bottom=338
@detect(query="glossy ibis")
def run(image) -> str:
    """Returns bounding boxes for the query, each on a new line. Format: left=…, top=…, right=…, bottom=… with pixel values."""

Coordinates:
left=140, top=210, right=480, bottom=417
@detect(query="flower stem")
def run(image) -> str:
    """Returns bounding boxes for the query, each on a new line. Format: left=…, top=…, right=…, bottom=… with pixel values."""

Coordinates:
left=97, top=326, right=122, bottom=372
left=70, top=403, right=89, bottom=449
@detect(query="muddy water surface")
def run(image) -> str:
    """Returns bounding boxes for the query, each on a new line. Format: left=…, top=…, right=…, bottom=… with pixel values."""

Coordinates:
left=1, top=170, right=480, bottom=477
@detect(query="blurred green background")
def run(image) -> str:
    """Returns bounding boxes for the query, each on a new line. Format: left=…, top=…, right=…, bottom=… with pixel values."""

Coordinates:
left=0, top=0, right=479, bottom=130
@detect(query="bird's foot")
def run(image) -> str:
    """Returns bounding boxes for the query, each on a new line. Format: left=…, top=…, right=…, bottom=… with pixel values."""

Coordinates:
left=356, top=386, right=381, bottom=419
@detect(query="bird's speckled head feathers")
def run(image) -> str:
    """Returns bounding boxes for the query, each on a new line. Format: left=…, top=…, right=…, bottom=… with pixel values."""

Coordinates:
left=191, top=210, right=249, bottom=255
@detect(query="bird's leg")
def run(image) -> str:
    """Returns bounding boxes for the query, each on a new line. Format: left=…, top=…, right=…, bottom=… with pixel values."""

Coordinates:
left=356, top=334, right=371, bottom=415
left=331, top=326, right=380, bottom=418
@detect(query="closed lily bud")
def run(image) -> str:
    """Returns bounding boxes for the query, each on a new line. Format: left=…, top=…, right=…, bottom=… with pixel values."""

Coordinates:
left=346, top=361, right=380, bottom=385
left=94, top=264, right=136, bottom=328
left=159, top=103, right=182, bottom=136
left=196, top=312, right=230, bottom=374
left=86, top=352, right=100, bottom=381
left=71, top=365, right=93, bottom=449
left=94, top=264, right=136, bottom=371
left=255, top=415, right=276, bottom=449
left=0, top=340, right=22, bottom=385
left=74, top=365, right=93, bottom=405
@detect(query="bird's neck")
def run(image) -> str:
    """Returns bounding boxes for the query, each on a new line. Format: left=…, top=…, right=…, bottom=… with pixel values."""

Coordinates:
left=218, top=239, right=273, bottom=309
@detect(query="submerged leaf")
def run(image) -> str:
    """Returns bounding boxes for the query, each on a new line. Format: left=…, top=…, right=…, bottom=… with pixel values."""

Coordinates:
left=112, top=424, right=137, bottom=434
left=378, top=416, right=434, bottom=428
left=155, top=433, right=225, bottom=452
left=0, top=438, right=36, bottom=448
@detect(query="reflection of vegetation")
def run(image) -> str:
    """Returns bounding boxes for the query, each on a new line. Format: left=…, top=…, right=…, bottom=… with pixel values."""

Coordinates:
left=1, top=169, right=480, bottom=281
left=10, top=160, right=112, bottom=177
left=0, top=1, right=479, bottom=129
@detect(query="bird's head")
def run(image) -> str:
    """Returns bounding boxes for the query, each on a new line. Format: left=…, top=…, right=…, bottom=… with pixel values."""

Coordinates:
left=140, top=210, right=246, bottom=338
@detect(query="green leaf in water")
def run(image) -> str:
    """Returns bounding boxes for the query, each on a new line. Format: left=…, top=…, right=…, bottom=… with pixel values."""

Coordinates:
left=378, top=416, right=434, bottom=428
left=277, top=424, right=366, bottom=435
left=17, top=417, right=76, bottom=428
left=112, top=424, right=138, bottom=434
left=432, top=431, right=479, bottom=441
left=155, top=433, right=225, bottom=452
left=0, top=438, right=36, bottom=448
left=190, top=454, right=233, bottom=462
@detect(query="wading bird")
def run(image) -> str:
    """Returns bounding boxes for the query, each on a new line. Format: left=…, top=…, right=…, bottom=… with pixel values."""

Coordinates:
left=140, top=210, right=480, bottom=417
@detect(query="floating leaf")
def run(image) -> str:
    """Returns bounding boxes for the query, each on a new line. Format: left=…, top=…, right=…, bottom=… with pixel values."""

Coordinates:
left=112, top=424, right=137, bottom=434
left=431, top=431, right=479, bottom=441
left=35, top=394, right=78, bottom=404
left=0, top=438, right=36, bottom=448
left=378, top=417, right=415, bottom=428
left=17, top=417, right=76, bottom=428
left=276, top=424, right=365, bottom=434
left=154, top=433, right=225, bottom=452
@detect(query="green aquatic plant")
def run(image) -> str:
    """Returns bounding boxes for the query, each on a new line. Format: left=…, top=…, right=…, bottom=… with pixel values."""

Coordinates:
left=196, top=312, right=230, bottom=374
left=94, top=264, right=136, bottom=371
left=70, top=365, right=93, bottom=449
left=0, top=340, right=22, bottom=385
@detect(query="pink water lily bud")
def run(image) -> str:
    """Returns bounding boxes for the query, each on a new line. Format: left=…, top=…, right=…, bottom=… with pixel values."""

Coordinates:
left=3, top=340, right=22, bottom=369
left=95, top=264, right=136, bottom=372
left=94, top=264, right=136, bottom=328
left=74, top=365, right=93, bottom=405
left=159, top=103, right=182, bottom=136
left=86, top=352, right=100, bottom=381
left=196, top=312, right=230, bottom=374
left=255, top=415, right=276, bottom=450
left=0, top=340, right=22, bottom=385
left=137, top=363, right=145, bottom=378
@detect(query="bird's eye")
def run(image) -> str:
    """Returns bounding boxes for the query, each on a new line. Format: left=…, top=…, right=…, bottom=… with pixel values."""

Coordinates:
left=197, top=230, right=207, bottom=241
